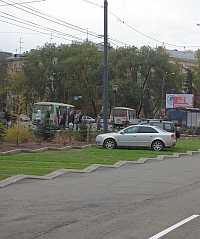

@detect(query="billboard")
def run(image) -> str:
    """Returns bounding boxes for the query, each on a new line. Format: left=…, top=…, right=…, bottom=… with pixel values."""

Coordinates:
left=166, top=94, right=194, bottom=110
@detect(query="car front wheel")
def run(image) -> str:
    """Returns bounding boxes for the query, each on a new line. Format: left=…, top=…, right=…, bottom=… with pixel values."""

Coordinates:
left=103, top=138, right=116, bottom=149
left=152, top=140, right=163, bottom=151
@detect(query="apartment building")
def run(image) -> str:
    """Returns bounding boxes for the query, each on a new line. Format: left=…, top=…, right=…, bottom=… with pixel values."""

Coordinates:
left=5, top=53, right=27, bottom=74
left=165, top=49, right=198, bottom=71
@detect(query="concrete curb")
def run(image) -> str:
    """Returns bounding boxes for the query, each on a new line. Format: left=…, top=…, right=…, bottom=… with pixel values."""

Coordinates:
left=0, top=147, right=200, bottom=188
left=0, top=144, right=94, bottom=156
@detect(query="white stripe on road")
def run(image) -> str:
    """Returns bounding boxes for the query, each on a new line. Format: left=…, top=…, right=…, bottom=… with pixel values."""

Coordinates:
left=149, top=214, right=199, bottom=239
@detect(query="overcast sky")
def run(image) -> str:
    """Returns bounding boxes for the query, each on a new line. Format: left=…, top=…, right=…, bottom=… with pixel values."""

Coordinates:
left=1, top=0, right=200, bottom=53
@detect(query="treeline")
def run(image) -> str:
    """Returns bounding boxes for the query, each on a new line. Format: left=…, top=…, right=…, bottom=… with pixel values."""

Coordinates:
left=1, top=41, right=195, bottom=118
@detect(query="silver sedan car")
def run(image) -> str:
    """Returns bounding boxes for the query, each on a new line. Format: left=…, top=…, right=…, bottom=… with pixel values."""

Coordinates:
left=96, top=125, right=176, bottom=151
left=82, top=116, right=95, bottom=123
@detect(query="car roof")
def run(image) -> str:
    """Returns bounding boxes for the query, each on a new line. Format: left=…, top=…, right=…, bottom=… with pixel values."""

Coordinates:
left=123, top=124, right=169, bottom=132
left=140, top=120, right=174, bottom=124
left=128, top=124, right=159, bottom=129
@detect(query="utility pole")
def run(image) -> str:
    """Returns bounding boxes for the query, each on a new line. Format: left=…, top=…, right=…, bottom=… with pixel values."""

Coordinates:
left=160, top=72, right=174, bottom=118
left=103, top=0, right=108, bottom=133
left=86, top=28, right=89, bottom=42
left=50, top=33, right=53, bottom=44
left=19, top=38, right=24, bottom=54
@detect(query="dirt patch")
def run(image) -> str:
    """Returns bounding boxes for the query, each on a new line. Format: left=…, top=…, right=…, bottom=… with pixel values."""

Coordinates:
left=0, top=140, right=95, bottom=153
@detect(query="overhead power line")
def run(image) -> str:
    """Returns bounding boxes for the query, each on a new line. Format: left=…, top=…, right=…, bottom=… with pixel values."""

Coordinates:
left=117, top=17, right=200, bottom=49
left=84, top=0, right=200, bottom=49
left=2, top=0, right=101, bottom=40
left=0, top=11, right=85, bottom=41
left=0, top=19, right=77, bottom=43
left=0, top=0, right=45, bottom=7
left=0, top=0, right=127, bottom=47
left=2, top=0, right=128, bottom=47
left=2, top=0, right=199, bottom=49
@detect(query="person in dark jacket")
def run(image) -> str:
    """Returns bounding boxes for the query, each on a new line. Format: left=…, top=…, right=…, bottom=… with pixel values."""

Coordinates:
left=68, top=110, right=74, bottom=128
left=4, top=108, right=10, bottom=127
left=45, top=111, right=50, bottom=122
left=59, top=111, right=67, bottom=129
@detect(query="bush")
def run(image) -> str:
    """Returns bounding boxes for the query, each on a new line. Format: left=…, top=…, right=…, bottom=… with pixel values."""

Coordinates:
left=187, top=128, right=195, bottom=135
left=4, top=124, right=32, bottom=144
left=0, top=122, right=6, bottom=141
left=34, top=117, right=56, bottom=142
left=59, top=129, right=79, bottom=143
left=180, top=127, right=187, bottom=134
left=79, top=121, right=90, bottom=142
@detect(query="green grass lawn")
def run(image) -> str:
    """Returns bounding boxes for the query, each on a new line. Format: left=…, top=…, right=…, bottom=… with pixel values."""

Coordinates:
left=0, top=138, right=200, bottom=181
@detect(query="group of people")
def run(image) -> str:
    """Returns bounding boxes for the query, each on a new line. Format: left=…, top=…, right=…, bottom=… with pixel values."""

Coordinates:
left=2, top=107, right=17, bottom=127
left=35, top=108, right=102, bottom=131
left=59, top=111, right=102, bottom=131
left=59, top=110, right=82, bottom=130
left=35, top=109, right=83, bottom=130
left=2, top=107, right=102, bottom=131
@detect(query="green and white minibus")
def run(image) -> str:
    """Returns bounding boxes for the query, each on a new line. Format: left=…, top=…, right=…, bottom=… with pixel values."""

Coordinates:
left=32, top=102, right=74, bottom=125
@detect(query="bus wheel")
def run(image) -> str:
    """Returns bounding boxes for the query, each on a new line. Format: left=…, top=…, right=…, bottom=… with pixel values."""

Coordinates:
left=103, top=138, right=116, bottom=149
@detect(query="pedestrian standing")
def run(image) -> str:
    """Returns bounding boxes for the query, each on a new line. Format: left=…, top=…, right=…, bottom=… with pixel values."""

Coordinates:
left=45, top=110, right=50, bottom=122
left=62, top=111, right=67, bottom=128
left=4, top=108, right=10, bottom=128
left=79, top=112, right=82, bottom=124
left=59, top=111, right=67, bottom=130
left=75, top=111, right=80, bottom=130
left=36, top=110, right=41, bottom=128
left=96, top=113, right=101, bottom=130
left=124, top=115, right=129, bottom=127
left=68, top=110, right=74, bottom=129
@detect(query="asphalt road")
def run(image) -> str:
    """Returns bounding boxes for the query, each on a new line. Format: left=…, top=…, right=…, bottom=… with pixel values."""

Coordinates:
left=1, top=153, right=200, bottom=239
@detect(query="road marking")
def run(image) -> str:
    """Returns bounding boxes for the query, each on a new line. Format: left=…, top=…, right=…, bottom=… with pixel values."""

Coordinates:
left=149, top=214, right=199, bottom=239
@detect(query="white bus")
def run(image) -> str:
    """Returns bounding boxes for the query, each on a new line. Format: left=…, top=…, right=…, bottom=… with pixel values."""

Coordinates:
left=32, top=102, right=74, bottom=125
left=110, top=107, right=138, bottom=127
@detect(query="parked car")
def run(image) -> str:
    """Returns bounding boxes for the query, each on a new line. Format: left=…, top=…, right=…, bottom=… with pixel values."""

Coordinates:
left=82, top=116, right=95, bottom=123
left=20, top=114, right=31, bottom=122
left=96, top=125, right=176, bottom=151
left=139, top=119, right=180, bottom=139
left=100, top=118, right=110, bottom=123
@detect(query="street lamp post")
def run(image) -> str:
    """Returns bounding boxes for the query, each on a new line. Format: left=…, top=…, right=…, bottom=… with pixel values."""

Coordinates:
left=112, top=85, right=118, bottom=131
left=160, top=72, right=174, bottom=118
left=103, top=0, right=108, bottom=133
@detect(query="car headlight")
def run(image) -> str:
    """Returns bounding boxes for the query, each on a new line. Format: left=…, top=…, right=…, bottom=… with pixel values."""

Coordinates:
left=96, top=136, right=102, bottom=140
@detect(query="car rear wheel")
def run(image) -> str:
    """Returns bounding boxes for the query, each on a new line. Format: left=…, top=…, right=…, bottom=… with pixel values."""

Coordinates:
left=176, top=126, right=181, bottom=139
left=103, top=138, right=116, bottom=149
left=152, top=140, right=163, bottom=151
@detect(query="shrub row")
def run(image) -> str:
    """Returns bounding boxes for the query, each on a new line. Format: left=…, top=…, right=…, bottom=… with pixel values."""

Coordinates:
left=0, top=119, right=98, bottom=145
